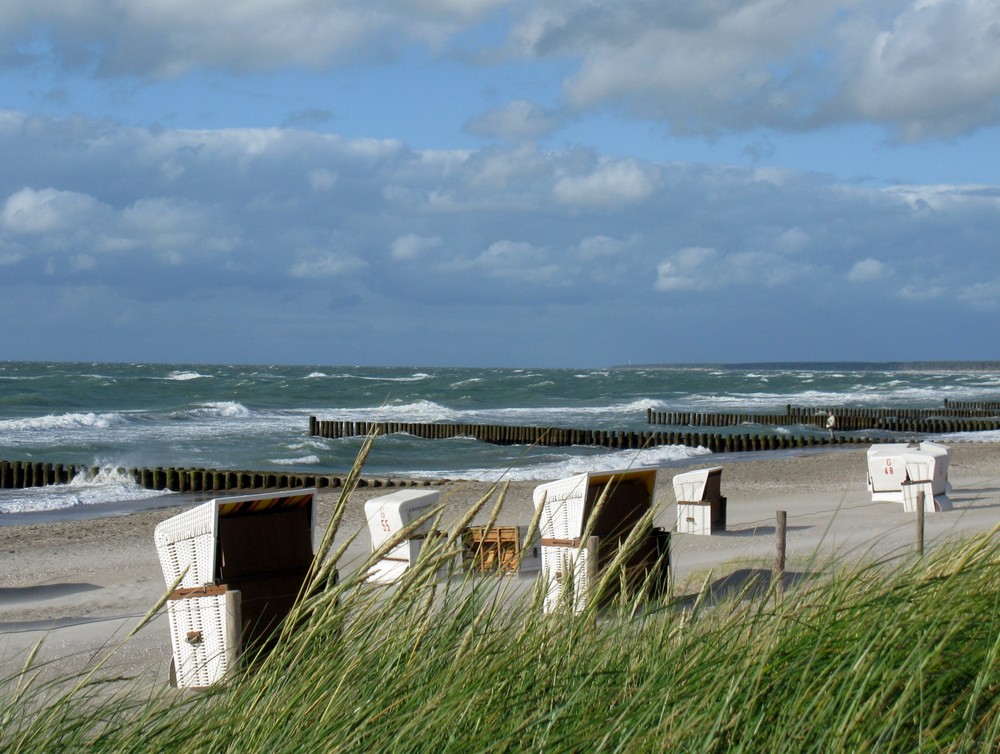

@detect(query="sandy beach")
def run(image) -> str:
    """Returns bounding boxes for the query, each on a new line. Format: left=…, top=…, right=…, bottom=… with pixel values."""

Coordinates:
left=2, top=443, right=998, bottom=686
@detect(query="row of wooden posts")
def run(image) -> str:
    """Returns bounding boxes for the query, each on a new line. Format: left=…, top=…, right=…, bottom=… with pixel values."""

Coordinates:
left=309, top=417, right=918, bottom=453
left=0, top=459, right=442, bottom=493
left=645, top=405, right=1000, bottom=433
left=5, top=401, right=991, bottom=493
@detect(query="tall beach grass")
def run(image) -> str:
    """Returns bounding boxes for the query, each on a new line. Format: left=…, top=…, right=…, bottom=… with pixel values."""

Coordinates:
left=2, top=440, right=997, bottom=753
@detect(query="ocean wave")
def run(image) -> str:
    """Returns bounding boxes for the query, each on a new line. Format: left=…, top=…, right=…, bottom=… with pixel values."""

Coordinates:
left=180, top=401, right=252, bottom=419
left=270, top=455, right=321, bottom=466
left=0, top=465, right=169, bottom=514
left=349, top=372, right=432, bottom=383
left=331, top=400, right=462, bottom=423
left=424, top=444, right=712, bottom=482
left=932, top=430, right=1000, bottom=443
left=0, top=411, right=124, bottom=432
left=164, top=370, right=207, bottom=381
left=305, top=371, right=328, bottom=379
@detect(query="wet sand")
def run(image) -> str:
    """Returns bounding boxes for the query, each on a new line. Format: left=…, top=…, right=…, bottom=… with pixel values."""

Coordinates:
left=1, top=443, right=998, bottom=685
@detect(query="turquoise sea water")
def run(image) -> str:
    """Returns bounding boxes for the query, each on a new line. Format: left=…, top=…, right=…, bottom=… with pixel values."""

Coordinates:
left=2, top=361, right=999, bottom=513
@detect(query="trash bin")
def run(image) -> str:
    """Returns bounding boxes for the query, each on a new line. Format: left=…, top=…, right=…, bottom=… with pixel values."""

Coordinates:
left=533, top=468, right=668, bottom=614
left=154, top=488, right=316, bottom=688
left=364, top=489, right=440, bottom=584
left=866, top=442, right=951, bottom=507
left=672, top=467, right=726, bottom=535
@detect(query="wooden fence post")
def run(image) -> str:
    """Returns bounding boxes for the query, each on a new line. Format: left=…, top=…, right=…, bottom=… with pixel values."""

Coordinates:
left=775, top=510, right=787, bottom=597
left=916, top=490, right=925, bottom=556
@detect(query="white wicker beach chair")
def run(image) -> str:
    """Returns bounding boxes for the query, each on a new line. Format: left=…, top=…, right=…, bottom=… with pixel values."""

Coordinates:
left=153, top=488, right=317, bottom=688
left=364, top=489, right=440, bottom=584
left=672, top=466, right=727, bottom=535
left=866, top=442, right=951, bottom=509
left=533, top=468, right=666, bottom=614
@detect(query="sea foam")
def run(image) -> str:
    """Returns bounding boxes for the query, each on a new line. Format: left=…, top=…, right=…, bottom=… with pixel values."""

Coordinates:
left=0, top=465, right=169, bottom=514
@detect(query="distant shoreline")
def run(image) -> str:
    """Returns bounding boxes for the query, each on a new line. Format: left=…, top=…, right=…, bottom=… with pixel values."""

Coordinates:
left=610, top=361, right=1000, bottom=372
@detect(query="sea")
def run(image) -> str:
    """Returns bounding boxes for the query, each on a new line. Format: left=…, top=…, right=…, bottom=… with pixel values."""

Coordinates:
left=2, top=361, right=999, bottom=515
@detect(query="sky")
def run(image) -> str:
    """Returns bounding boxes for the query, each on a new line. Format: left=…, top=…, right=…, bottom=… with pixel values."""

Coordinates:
left=1, top=1, right=999, bottom=369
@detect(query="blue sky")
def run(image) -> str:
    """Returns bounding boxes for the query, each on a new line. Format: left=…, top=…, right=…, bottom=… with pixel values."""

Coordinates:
left=1, top=1, right=999, bottom=368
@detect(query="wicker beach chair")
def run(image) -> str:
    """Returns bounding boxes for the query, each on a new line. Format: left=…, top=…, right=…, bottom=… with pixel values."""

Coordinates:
left=672, top=466, right=727, bottom=535
left=153, top=488, right=316, bottom=688
left=533, top=468, right=668, bottom=614
left=363, top=489, right=440, bottom=584
left=866, top=442, right=952, bottom=510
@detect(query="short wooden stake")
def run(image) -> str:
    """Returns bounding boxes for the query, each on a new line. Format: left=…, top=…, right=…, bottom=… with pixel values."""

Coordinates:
left=774, top=510, right=787, bottom=596
left=916, top=490, right=925, bottom=556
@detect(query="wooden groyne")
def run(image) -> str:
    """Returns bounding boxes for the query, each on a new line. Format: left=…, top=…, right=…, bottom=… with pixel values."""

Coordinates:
left=646, top=405, right=1000, bottom=434
left=0, top=459, right=442, bottom=494
left=309, top=417, right=912, bottom=453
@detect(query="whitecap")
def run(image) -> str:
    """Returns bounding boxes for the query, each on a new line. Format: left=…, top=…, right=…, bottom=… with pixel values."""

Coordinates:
left=186, top=401, right=252, bottom=419
left=270, top=455, right=321, bottom=465
left=0, top=412, right=121, bottom=432
left=422, top=444, right=712, bottom=482
left=164, top=371, right=205, bottom=381
left=0, top=465, right=169, bottom=514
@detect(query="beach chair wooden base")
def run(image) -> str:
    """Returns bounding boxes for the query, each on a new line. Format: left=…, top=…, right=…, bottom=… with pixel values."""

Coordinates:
left=676, top=497, right=727, bottom=535
left=166, top=585, right=242, bottom=689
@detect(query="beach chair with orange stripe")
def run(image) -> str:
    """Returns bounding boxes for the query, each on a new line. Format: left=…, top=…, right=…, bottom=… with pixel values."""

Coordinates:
left=153, top=488, right=317, bottom=688
left=534, top=468, right=669, bottom=614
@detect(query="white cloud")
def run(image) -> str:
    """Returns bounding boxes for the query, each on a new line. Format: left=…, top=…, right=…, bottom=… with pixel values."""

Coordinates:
left=897, top=284, right=946, bottom=300
left=2, top=111, right=999, bottom=365
left=848, top=257, right=889, bottom=282
left=467, top=240, right=563, bottom=284
left=391, top=233, right=442, bottom=260
left=774, top=226, right=809, bottom=253
left=655, top=247, right=718, bottom=291
left=464, top=100, right=561, bottom=140
left=0, top=1, right=501, bottom=78
left=958, top=279, right=1000, bottom=308
left=288, top=253, right=368, bottom=279
left=70, top=254, right=97, bottom=271
left=553, top=158, right=659, bottom=206
left=839, top=0, right=1000, bottom=139
left=308, top=169, right=338, bottom=192
left=510, top=1, right=1000, bottom=139
left=577, top=235, right=633, bottom=259
left=1, top=187, right=102, bottom=235
left=4, top=1, right=1000, bottom=141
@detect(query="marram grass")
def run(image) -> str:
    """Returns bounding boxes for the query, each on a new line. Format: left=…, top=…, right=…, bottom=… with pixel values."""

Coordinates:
left=2, top=445, right=997, bottom=752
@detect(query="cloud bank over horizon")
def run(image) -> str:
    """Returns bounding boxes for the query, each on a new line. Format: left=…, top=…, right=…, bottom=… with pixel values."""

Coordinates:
left=1, top=1, right=998, bottom=366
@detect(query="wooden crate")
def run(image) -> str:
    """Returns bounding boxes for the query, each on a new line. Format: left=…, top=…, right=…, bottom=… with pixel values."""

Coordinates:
left=463, top=526, right=521, bottom=573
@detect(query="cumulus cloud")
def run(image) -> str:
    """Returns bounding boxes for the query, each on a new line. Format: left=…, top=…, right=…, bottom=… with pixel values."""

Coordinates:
left=655, top=247, right=719, bottom=291
left=288, top=252, right=368, bottom=279
left=838, top=0, right=1000, bottom=139
left=2, top=188, right=103, bottom=235
left=1, top=112, right=999, bottom=363
left=577, top=235, right=634, bottom=259
left=848, top=257, right=889, bottom=282
left=958, top=279, right=1000, bottom=308
left=0, top=0, right=504, bottom=78
left=553, top=158, right=659, bottom=206
left=511, top=0, right=1000, bottom=139
left=391, top=233, right=442, bottom=260
left=4, top=1, right=1000, bottom=141
left=464, top=100, right=561, bottom=140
